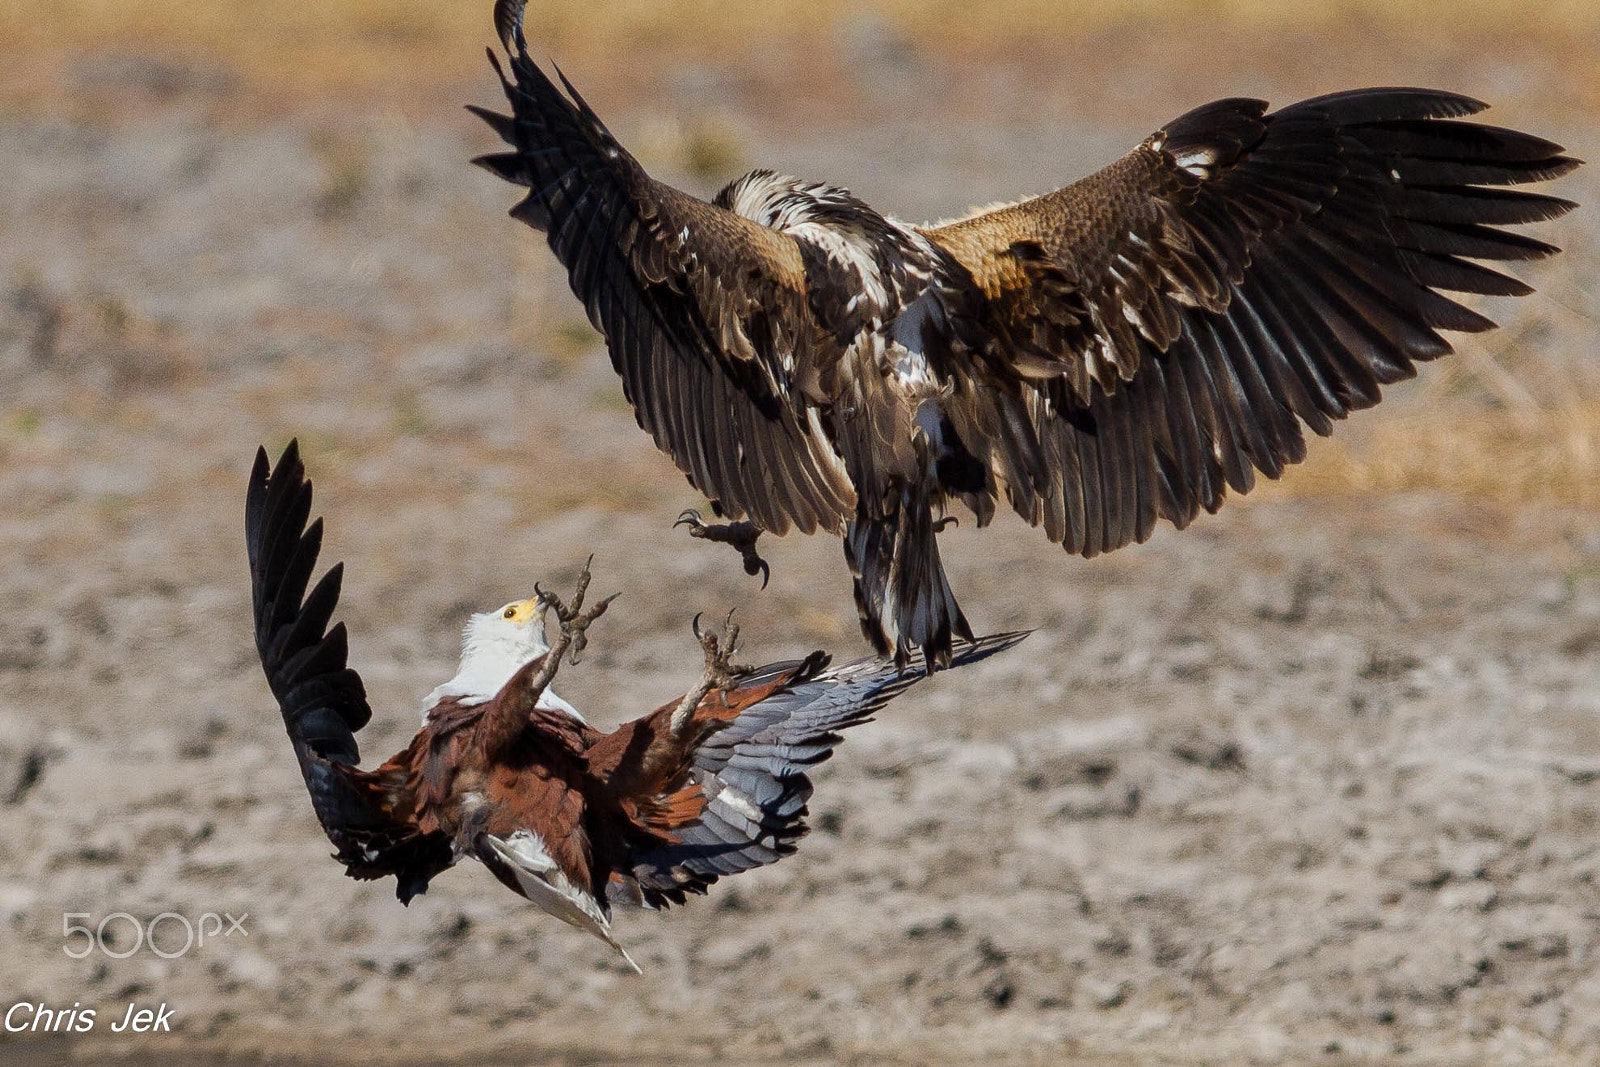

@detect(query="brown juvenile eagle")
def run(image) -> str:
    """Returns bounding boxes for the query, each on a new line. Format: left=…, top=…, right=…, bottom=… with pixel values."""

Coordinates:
left=474, top=0, right=1578, bottom=667
left=247, top=442, right=1024, bottom=969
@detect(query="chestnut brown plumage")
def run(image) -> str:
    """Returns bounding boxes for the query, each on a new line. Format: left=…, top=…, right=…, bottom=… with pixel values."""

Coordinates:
left=476, top=0, right=1579, bottom=670
left=246, top=442, right=1026, bottom=969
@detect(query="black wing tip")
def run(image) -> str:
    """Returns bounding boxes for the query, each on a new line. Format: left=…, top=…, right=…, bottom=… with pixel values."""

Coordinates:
left=248, top=439, right=358, bottom=718
left=325, top=619, right=351, bottom=653
left=276, top=436, right=303, bottom=475
left=1525, top=192, right=1581, bottom=220
left=246, top=445, right=272, bottom=525
left=1545, top=157, right=1586, bottom=181
left=251, top=437, right=305, bottom=495
left=480, top=6, right=609, bottom=145
left=472, top=151, right=531, bottom=186
left=249, top=436, right=307, bottom=508
left=465, top=103, right=518, bottom=144
left=485, top=45, right=508, bottom=86
left=321, top=558, right=346, bottom=596
left=1293, top=86, right=1490, bottom=121
left=246, top=437, right=308, bottom=557
left=800, top=649, right=832, bottom=678
left=951, top=629, right=1032, bottom=665
left=1386, top=87, right=1490, bottom=116
left=549, top=61, right=582, bottom=103
left=1301, top=88, right=1581, bottom=186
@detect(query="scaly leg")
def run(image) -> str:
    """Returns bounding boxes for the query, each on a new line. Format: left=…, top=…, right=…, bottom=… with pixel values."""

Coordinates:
left=674, top=508, right=770, bottom=589
left=669, top=610, right=752, bottom=737
left=523, top=556, right=617, bottom=703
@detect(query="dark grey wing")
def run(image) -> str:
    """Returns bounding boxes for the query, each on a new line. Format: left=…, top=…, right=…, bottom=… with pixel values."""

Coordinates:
left=618, top=631, right=1030, bottom=907
left=473, top=5, right=855, bottom=536
left=246, top=443, right=453, bottom=902
left=926, top=89, right=1579, bottom=557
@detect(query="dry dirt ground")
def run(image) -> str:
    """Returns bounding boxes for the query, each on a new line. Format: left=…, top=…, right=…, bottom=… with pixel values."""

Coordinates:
left=1, top=10, right=1598, bottom=1066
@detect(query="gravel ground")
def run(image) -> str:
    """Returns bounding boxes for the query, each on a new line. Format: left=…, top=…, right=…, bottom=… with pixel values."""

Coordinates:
left=1, top=33, right=1596, bottom=1067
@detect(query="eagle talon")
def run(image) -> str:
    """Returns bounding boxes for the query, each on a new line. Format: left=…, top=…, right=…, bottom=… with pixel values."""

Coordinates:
left=675, top=509, right=770, bottom=590
left=534, top=558, right=616, bottom=668
left=673, top=610, right=750, bottom=735
left=705, top=608, right=753, bottom=686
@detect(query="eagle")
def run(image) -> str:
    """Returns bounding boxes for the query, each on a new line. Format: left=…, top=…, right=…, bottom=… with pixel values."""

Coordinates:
left=474, top=0, right=1579, bottom=667
left=247, top=441, right=1025, bottom=970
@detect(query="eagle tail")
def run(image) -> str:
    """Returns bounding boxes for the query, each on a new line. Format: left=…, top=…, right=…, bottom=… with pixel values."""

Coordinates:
left=845, top=484, right=973, bottom=670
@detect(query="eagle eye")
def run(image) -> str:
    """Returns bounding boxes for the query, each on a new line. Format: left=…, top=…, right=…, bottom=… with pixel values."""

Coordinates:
left=503, top=607, right=517, bottom=619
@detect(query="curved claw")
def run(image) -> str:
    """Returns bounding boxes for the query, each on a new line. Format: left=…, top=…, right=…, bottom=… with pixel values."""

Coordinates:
left=569, top=556, right=594, bottom=610
left=690, top=611, right=705, bottom=641
left=748, top=556, right=771, bottom=589
left=563, top=593, right=616, bottom=666
left=674, top=508, right=703, bottom=529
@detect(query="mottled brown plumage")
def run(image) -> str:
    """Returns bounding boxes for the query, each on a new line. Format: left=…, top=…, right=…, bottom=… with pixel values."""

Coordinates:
left=477, top=0, right=1579, bottom=669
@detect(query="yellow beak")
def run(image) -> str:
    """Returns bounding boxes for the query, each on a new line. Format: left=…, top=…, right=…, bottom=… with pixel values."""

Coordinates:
left=507, top=596, right=542, bottom=624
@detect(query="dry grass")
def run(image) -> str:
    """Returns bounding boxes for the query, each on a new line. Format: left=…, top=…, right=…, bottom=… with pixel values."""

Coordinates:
left=5, top=0, right=1597, bottom=101
left=1284, top=402, right=1600, bottom=509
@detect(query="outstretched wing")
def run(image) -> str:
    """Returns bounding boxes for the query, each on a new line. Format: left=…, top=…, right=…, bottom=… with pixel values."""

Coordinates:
left=474, top=2, right=855, bottom=535
left=614, top=631, right=1030, bottom=907
left=925, top=88, right=1579, bottom=557
left=246, top=442, right=453, bottom=901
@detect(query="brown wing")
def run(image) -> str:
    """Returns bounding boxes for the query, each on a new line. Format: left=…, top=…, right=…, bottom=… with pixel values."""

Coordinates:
left=473, top=19, right=854, bottom=535
left=924, top=89, right=1579, bottom=557
left=584, top=662, right=808, bottom=802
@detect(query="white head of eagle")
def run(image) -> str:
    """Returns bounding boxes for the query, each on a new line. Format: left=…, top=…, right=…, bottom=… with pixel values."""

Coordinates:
left=423, top=596, right=581, bottom=721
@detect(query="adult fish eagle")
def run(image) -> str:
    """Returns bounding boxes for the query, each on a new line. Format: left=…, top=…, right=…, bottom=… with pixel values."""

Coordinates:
left=474, top=0, right=1579, bottom=667
left=247, top=442, right=1024, bottom=969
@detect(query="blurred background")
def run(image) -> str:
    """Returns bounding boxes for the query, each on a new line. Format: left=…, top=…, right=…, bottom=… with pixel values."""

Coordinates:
left=0, top=2, right=1596, bottom=1064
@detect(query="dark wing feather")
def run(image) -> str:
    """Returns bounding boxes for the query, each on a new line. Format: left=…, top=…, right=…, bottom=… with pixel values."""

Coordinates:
left=246, top=443, right=452, bottom=901
left=473, top=31, right=855, bottom=535
left=619, top=631, right=1030, bottom=908
left=925, top=88, right=1579, bottom=556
